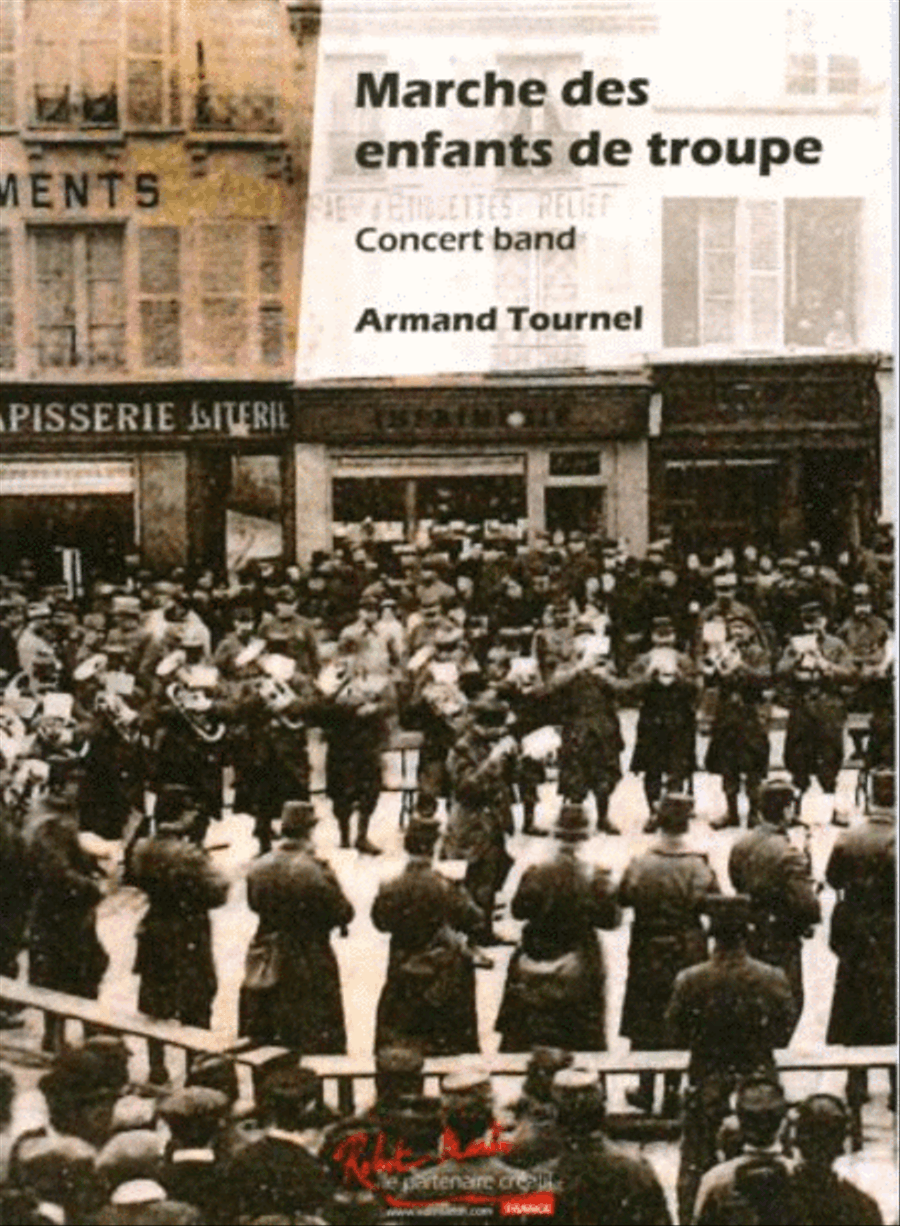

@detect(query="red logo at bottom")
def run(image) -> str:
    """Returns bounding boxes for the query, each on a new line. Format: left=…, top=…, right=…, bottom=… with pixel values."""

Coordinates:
left=500, top=1192, right=556, bottom=1216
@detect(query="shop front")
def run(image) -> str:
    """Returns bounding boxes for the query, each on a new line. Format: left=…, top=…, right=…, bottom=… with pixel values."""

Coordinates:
left=0, top=382, right=293, bottom=582
left=290, top=375, right=651, bottom=559
left=649, top=356, right=882, bottom=558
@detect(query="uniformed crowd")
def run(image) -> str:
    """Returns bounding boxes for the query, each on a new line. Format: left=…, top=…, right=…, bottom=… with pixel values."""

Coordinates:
left=0, top=524, right=896, bottom=1224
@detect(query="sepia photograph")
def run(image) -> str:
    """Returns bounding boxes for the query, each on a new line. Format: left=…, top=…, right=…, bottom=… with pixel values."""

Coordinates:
left=0, top=0, right=896, bottom=1222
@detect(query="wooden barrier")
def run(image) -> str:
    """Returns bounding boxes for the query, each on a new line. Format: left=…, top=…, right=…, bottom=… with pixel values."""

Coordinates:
left=3, top=976, right=894, bottom=1135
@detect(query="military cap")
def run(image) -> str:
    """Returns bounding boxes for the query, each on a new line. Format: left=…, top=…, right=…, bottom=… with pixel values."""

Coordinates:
left=158, top=1088, right=228, bottom=1147
left=656, top=792, right=694, bottom=831
left=13, top=1132, right=98, bottom=1200
left=279, top=800, right=318, bottom=837
left=852, top=582, right=872, bottom=599
left=186, top=1055, right=239, bottom=1104
left=704, top=894, right=753, bottom=929
left=758, top=778, right=797, bottom=824
left=403, top=814, right=441, bottom=855
left=442, top=1062, right=492, bottom=1103
left=110, top=1095, right=158, bottom=1135
left=552, top=1067, right=605, bottom=1100
left=111, top=596, right=142, bottom=617
left=26, top=601, right=51, bottom=619
left=40, top=1043, right=123, bottom=1102
left=553, top=801, right=590, bottom=841
left=376, top=1047, right=425, bottom=1076
left=469, top=695, right=512, bottom=730
left=794, top=1093, right=848, bottom=1140
left=551, top=1068, right=606, bottom=1130
left=95, top=1129, right=165, bottom=1190
left=109, top=1179, right=168, bottom=1207
left=713, top=572, right=738, bottom=589
left=800, top=601, right=823, bottom=621
left=80, top=1036, right=130, bottom=1091
left=736, top=1074, right=787, bottom=1117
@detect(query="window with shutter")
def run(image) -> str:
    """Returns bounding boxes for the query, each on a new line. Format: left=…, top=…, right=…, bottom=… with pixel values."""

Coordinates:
left=32, top=226, right=125, bottom=369
left=139, top=227, right=181, bottom=367
left=196, top=220, right=285, bottom=369
left=29, top=0, right=119, bottom=127
left=258, top=224, right=284, bottom=366
left=0, top=228, right=14, bottom=369
left=126, top=0, right=165, bottom=125
left=194, top=0, right=281, bottom=132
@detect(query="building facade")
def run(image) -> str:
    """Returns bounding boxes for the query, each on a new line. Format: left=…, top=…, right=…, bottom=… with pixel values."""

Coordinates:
left=1, top=0, right=893, bottom=578
left=0, top=0, right=317, bottom=576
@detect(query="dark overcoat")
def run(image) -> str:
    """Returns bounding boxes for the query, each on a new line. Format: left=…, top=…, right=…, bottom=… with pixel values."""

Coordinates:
left=496, top=850, right=619, bottom=1052
left=629, top=678, right=697, bottom=776
left=825, top=815, right=896, bottom=1046
left=618, top=839, right=719, bottom=1048
left=728, top=823, right=820, bottom=1023
left=27, top=811, right=108, bottom=999
left=371, top=858, right=483, bottom=1055
left=239, top=841, right=354, bottom=1053
left=128, top=834, right=228, bottom=1026
left=550, top=670, right=624, bottom=799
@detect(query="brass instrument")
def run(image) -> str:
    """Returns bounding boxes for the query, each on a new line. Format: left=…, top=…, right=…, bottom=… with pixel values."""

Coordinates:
left=255, top=653, right=307, bottom=731
left=94, top=688, right=142, bottom=743
left=165, top=675, right=226, bottom=744
left=702, top=638, right=744, bottom=678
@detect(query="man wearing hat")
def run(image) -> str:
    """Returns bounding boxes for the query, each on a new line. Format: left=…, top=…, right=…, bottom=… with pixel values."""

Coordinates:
left=26, top=785, right=109, bottom=1051
left=728, top=778, right=820, bottom=1033
left=776, top=601, right=853, bottom=812
left=403, top=624, right=469, bottom=820
left=496, top=801, right=619, bottom=1052
left=695, top=572, right=763, bottom=663
left=239, top=800, right=354, bottom=1053
left=400, top=1063, right=530, bottom=1211
left=442, top=694, right=518, bottom=944
left=788, top=1094, right=885, bottom=1224
left=704, top=613, right=772, bottom=829
left=691, top=1073, right=792, bottom=1225
left=126, top=786, right=229, bottom=1084
left=825, top=768, right=896, bottom=1126
left=372, top=813, right=484, bottom=1055
left=618, top=793, right=721, bottom=1116
left=665, top=894, right=798, bottom=1224
left=216, top=1066, right=334, bottom=1221
left=540, top=633, right=626, bottom=834
left=550, top=1067, right=672, bottom=1225
left=629, top=618, right=699, bottom=822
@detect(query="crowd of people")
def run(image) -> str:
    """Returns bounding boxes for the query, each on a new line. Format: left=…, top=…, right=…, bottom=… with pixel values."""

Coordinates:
left=0, top=522, right=896, bottom=1224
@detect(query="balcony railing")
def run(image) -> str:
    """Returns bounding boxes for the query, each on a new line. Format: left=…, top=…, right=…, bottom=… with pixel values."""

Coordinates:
left=194, top=86, right=280, bottom=133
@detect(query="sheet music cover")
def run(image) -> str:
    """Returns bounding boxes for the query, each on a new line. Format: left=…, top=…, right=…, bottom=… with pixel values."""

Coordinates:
left=0, top=1, right=896, bottom=1222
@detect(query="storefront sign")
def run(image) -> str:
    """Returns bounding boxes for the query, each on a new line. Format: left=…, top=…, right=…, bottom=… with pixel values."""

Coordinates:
left=0, top=385, right=291, bottom=439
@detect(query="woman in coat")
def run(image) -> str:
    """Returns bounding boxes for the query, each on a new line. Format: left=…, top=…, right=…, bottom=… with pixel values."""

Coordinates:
left=617, top=792, right=720, bottom=1114
left=372, top=814, right=484, bottom=1055
left=495, top=802, right=620, bottom=1052
left=239, top=800, right=354, bottom=1054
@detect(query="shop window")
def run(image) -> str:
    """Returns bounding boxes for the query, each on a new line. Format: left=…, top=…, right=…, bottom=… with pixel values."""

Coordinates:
left=26, top=0, right=178, bottom=129
left=0, top=0, right=16, bottom=126
left=31, top=225, right=125, bottom=369
left=495, top=53, right=582, bottom=180
left=194, top=0, right=282, bottom=132
left=198, top=221, right=284, bottom=369
left=662, top=197, right=858, bottom=350
left=139, top=226, right=181, bottom=368
left=549, top=451, right=601, bottom=477
left=0, top=228, right=14, bottom=369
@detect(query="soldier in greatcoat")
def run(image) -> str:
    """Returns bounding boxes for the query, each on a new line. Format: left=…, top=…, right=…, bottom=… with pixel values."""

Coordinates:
left=372, top=814, right=484, bottom=1055
left=728, top=777, right=821, bottom=1032
left=617, top=793, right=720, bottom=1116
left=776, top=600, right=854, bottom=816
left=126, top=785, right=229, bottom=1085
left=26, top=783, right=109, bottom=1051
left=542, top=633, right=626, bottom=834
left=441, top=694, right=518, bottom=944
left=239, top=800, right=354, bottom=1054
left=629, top=617, right=699, bottom=824
left=665, top=894, right=798, bottom=1225
left=825, top=767, right=896, bottom=1122
left=495, top=801, right=619, bottom=1052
